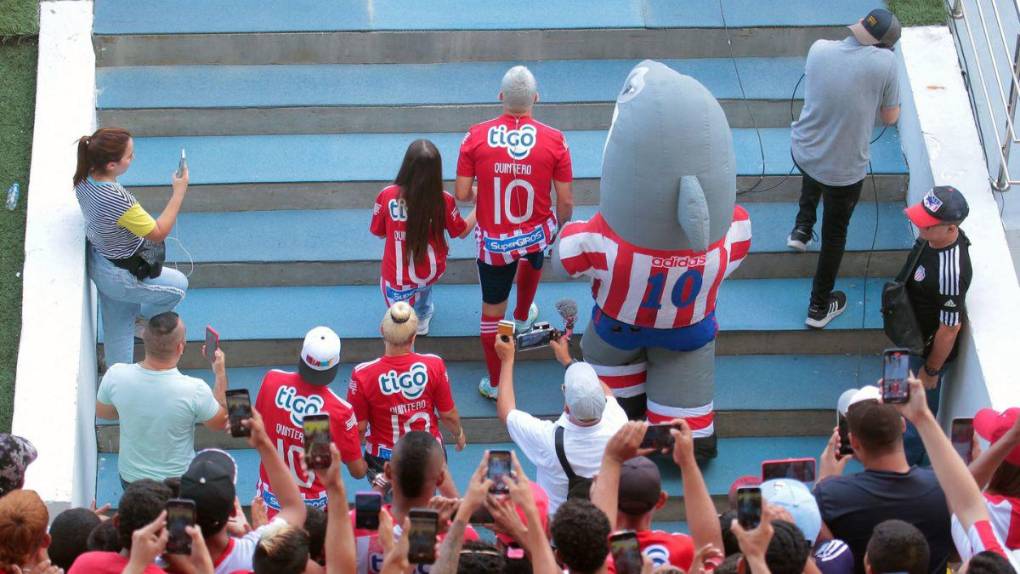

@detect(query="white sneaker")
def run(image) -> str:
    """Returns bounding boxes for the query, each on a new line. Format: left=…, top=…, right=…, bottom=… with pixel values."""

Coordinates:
left=787, top=227, right=813, bottom=253
left=416, top=314, right=431, bottom=336
left=514, top=303, right=540, bottom=333
left=478, top=377, right=499, bottom=400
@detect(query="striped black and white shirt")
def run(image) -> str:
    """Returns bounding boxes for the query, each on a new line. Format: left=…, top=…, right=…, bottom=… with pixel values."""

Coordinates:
left=906, top=231, right=973, bottom=361
left=75, top=178, right=156, bottom=260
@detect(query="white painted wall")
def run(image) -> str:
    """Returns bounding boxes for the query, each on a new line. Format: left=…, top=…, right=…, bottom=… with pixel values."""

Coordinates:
left=898, top=27, right=1020, bottom=422
left=12, top=0, right=97, bottom=514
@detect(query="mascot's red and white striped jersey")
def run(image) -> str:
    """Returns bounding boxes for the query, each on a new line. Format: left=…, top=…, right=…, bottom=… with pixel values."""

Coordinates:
left=457, top=114, right=572, bottom=266
left=558, top=206, right=751, bottom=329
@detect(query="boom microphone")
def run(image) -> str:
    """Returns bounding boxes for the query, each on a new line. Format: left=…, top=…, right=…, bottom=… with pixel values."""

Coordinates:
left=555, top=298, right=578, bottom=331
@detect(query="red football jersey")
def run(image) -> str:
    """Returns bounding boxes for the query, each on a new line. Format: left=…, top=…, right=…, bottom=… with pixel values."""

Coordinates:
left=558, top=206, right=751, bottom=329
left=351, top=506, right=478, bottom=574
left=605, top=530, right=695, bottom=574
left=370, top=185, right=467, bottom=294
left=347, top=353, right=455, bottom=459
left=456, top=113, right=572, bottom=266
left=254, top=370, right=363, bottom=510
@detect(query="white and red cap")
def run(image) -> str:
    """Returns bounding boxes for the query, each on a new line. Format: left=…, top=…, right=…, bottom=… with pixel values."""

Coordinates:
left=298, top=326, right=342, bottom=386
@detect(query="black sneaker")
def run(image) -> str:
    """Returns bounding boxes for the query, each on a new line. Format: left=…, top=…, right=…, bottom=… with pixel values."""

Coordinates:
left=787, top=227, right=813, bottom=252
left=805, top=291, right=848, bottom=329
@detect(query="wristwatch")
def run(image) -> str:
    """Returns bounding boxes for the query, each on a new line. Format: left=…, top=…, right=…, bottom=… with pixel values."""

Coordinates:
left=923, top=363, right=940, bottom=377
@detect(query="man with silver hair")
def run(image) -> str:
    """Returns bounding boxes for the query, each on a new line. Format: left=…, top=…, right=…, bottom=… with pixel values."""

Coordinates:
left=456, top=65, right=574, bottom=400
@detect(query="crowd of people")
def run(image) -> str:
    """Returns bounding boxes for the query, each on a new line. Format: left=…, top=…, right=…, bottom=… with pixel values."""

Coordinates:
left=0, top=5, right=1006, bottom=574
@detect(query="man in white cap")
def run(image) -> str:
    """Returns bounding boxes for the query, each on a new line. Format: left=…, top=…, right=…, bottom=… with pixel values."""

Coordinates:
left=493, top=333, right=626, bottom=514
left=254, top=326, right=367, bottom=518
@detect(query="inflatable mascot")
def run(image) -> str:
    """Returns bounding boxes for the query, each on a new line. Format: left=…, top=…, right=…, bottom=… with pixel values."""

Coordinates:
left=557, top=60, right=751, bottom=459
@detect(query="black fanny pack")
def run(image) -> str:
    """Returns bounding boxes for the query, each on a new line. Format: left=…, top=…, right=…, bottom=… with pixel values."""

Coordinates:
left=110, top=240, right=166, bottom=280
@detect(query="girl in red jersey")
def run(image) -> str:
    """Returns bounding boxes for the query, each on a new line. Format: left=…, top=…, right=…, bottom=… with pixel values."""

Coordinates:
left=370, top=139, right=475, bottom=336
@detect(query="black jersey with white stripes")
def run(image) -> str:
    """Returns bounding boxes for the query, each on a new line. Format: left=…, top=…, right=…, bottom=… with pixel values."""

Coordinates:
left=906, top=230, right=972, bottom=361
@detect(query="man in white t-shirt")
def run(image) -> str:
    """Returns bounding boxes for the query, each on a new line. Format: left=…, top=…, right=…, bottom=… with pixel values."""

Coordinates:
left=494, top=334, right=627, bottom=514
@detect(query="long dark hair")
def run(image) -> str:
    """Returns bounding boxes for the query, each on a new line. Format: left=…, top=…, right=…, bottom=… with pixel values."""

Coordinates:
left=989, top=460, right=1020, bottom=497
left=74, top=127, right=131, bottom=186
left=394, top=139, right=446, bottom=264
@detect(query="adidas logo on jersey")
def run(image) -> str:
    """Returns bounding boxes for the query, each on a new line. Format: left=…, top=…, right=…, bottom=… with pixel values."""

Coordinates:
left=487, top=124, right=537, bottom=160
left=945, top=300, right=957, bottom=308
left=378, top=362, right=430, bottom=400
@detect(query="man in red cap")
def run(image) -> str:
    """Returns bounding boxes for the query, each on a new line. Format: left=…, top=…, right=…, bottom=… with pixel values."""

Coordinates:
left=902, top=185, right=972, bottom=465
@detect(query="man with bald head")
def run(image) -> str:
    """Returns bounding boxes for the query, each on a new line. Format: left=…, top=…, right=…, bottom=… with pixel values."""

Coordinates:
left=456, top=65, right=574, bottom=400
left=96, top=311, right=228, bottom=486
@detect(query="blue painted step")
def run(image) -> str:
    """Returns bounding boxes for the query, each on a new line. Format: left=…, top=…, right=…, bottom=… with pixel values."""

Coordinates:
left=97, top=58, right=808, bottom=109
left=168, top=203, right=911, bottom=264
left=95, top=435, right=837, bottom=508
left=121, top=128, right=905, bottom=187
left=99, top=277, right=886, bottom=343
left=95, top=355, right=872, bottom=427
left=95, top=0, right=885, bottom=35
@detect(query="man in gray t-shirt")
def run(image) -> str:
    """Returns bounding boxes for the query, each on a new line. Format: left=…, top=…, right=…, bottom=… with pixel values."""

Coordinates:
left=788, top=9, right=901, bottom=329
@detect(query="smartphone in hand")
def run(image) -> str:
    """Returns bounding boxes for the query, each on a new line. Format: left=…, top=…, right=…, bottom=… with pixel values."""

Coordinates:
left=225, top=389, right=252, bottom=438
left=177, top=148, right=187, bottom=178
left=204, top=326, right=219, bottom=364
left=736, top=487, right=762, bottom=530
left=355, top=492, right=382, bottom=530
left=165, top=498, right=196, bottom=555
left=488, top=450, right=512, bottom=494
left=609, top=530, right=643, bottom=574
left=761, top=458, right=816, bottom=483
left=881, top=348, right=911, bottom=404
left=951, top=418, right=975, bottom=463
left=303, top=414, right=332, bottom=470
left=407, top=509, right=439, bottom=564
left=639, top=423, right=675, bottom=452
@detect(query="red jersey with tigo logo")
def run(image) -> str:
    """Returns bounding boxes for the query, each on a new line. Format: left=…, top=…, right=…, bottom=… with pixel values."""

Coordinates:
left=558, top=206, right=751, bottom=329
left=370, top=185, right=468, bottom=294
left=606, top=530, right=695, bottom=573
left=351, top=505, right=479, bottom=574
left=347, top=353, right=455, bottom=459
left=456, top=114, right=572, bottom=266
left=254, top=370, right=362, bottom=511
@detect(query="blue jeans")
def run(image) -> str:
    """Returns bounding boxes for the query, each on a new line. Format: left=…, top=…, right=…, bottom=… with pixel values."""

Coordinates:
left=88, top=244, right=188, bottom=368
left=903, top=354, right=946, bottom=466
left=382, top=281, right=434, bottom=322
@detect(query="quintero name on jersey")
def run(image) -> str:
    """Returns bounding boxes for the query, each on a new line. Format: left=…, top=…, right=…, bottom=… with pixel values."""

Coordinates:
left=487, top=124, right=537, bottom=160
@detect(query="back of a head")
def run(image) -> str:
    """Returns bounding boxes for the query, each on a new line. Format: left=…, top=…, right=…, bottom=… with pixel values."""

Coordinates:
left=391, top=431, right=443, bottom=499
left=394, top=139, right=446, bottom=264
left=49, top=507, right=102, bottom=570
left=551, top=499, right=610, bottom=574
left=381, top=302, right=419, bottom=347
left=118, top=479, right=172, bottom=550
left=305, top=506, right=327, bottom=565
left=765, top=520, right=811, bottom=574
left=86, top=520, right=121, bottom=553
left=847, top=400, right=903, bottom=455
left=501, top=66, right=537, bottom=113
left=0, top=490, right=48, bottom=569
left=966, top=551, right=1017, bottom=574
left=253, top=523, right=309, bottom=574
left=989, top=461, right=1020, bottom=497
left=458, top=540, right=506, bottom=574
left=143, top=312, right=184, bottom=361
left=866, top=520, right=930, bottom=574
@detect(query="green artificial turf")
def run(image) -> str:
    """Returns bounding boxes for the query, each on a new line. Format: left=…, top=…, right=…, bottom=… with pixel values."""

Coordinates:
left=888, top=0, right=946, bottom=26
left=0, top=42, right=37, bottom=432
left=0, top=0, right=39, bottom=36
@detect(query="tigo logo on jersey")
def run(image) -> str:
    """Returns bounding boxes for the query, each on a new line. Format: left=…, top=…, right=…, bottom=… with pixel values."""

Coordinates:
left=274, top=385, right=325, bottom=427
left=388, top=198, right=408, bottom=222
left=643, top=544, right=670, bottom=567
left=378, top=362, right=430, bottom=400
left=488, top=124, right=537, bottom=160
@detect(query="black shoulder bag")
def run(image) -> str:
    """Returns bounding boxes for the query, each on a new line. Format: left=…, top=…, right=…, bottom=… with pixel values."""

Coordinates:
left=555, top=425, right=593, bottom=501
left=881, top=239, right=926, bottom=355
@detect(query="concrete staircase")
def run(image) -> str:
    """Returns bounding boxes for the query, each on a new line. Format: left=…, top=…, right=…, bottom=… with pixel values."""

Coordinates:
left=91, top=0, right=906, bottom=529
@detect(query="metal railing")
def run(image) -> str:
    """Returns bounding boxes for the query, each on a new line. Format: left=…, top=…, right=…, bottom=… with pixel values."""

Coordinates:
left=946, top=0, right=1020, bottom=190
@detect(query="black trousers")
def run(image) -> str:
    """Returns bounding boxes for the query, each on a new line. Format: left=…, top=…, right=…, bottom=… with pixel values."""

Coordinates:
left=794, top=169, right=864, bottom=308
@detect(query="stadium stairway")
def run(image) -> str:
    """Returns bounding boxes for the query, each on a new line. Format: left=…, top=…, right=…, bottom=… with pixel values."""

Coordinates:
left=91, top=0, right=904, bottom=529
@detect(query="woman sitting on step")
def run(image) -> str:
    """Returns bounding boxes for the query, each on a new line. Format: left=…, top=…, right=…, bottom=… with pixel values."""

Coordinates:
left=73, top=127, right=189, bottom=369
left=370, top=138, right=475, bottom=336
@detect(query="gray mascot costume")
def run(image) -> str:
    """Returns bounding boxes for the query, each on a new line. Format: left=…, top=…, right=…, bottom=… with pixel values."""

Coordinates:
left=557, top=60, right=751, bottom=459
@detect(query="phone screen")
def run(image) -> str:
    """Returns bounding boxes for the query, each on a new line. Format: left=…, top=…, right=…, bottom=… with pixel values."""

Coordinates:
left=609, top=531, right=642, bottom=574
left=951, top=418, right=975, bottom=463
left=303, top=414, right=332, bottom=470
left=737, top=487, right=762, bottom=530
left=516, top=327, right=552, bottom=350
left=639, top=423, right=675, bottom=451
left=226, top=389, right=252, bottom=438
left=762, top=459, right=816, bottom=483
left=204, top=326, right=219, bottom=363
left=165, top=499, right=196, bottom=555
left=488, top=450, right=512, bottom=494
left=407, top=510, right=438, bottom=564
left=355, top=492, right=382, bottom=530
left=837, top=413, right=854, bottom=457
left=882, top=349, right=911, bottom=403
left=177, top=148, right=187, bottom=177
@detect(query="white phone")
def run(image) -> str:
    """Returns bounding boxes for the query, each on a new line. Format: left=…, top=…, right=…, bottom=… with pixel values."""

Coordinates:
left=177, top=148, right=187, bottom=178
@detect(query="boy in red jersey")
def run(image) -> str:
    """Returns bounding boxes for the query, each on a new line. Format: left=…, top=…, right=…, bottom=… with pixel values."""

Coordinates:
left=255, top=326, right=367, bottom=516
left=455, top=65, right=574, bottom=400
left=348, top=302, right=466, bottom=498
left=371, top=139, right=474, bottom=336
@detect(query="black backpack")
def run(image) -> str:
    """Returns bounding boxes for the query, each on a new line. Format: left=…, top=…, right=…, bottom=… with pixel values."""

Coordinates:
left=881, top=239, right=927, bottom=355
left=555, top=426, right=593, bottom=501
